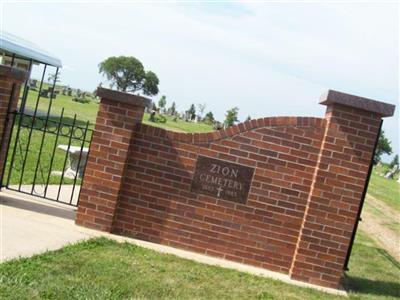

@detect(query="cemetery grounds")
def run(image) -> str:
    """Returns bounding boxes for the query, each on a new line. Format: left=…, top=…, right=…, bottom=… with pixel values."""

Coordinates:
left=0, top=88, right=398, bottom=299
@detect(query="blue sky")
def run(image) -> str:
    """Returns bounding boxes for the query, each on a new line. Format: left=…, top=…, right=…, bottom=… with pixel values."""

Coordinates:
left=2, top=1, right=399, bottom=160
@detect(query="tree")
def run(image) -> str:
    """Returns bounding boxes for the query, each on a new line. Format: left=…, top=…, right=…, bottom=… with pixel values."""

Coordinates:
left=48, top=72, right=61, bottom=84
left=197, top=103, right=206, bottom=119
left=187, top=104, right=196, bottom=121
left=224, top=107, right=239, bottom=127
left=98, top=56, right=159, bottom=96
left=389, top=154, right=399, bottom=169
left=142, top=71, right=159, bottom=96
left=158, top=95, right=167, bottom=113
left=374, top=130, right=392, bottom=164
left=246, top=115, right=251, bottom=121
left=204, top=111, right=215, bottom=125
left=169, top=102, right=176, bottom=115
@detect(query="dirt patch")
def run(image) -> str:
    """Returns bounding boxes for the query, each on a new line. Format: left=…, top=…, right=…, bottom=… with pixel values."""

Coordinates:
left=359, top=195, right=400, bottom=261
left=366, top=195, right=399, bottom=221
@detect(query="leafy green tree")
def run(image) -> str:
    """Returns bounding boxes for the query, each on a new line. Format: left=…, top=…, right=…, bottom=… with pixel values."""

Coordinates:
left=204, top=111, right=215, bottom=125
left=374, top=130, right=392, bottom=164
left=99, top=56, right=159, bottom=95
left=142, top=71, right=159, bottom=96
left=187, top=104, right=196, bottom=120
left=224, top=107, right=239, bottom=127
left=246, top=115, right=251, bottom=122
left=389, top=154, right=399, bottom=169
left=158, top=95, right=167, bottom=112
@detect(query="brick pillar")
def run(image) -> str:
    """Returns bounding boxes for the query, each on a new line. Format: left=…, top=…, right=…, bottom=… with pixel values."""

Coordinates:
left=76, top=88, right=151, bottom=231
left=290, top=90, right=395, bottom=288
left=0, top=65, right=28, bottom=186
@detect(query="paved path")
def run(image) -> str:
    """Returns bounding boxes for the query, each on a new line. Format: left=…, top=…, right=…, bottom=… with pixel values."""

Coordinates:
left=7, top=185, right=80, bottom=206
left=0, top=189, right=99, bottom=262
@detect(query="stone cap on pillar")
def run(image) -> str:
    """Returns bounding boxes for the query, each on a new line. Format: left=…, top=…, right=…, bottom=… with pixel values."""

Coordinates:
left=0, top=64, right=29, bottom=82
left=96, top=87, right=152, bottom=108
left=319, top=90, right=395, bottom=117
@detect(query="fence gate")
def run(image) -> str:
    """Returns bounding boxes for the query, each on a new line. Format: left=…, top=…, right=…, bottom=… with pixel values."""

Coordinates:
left=1, top=65, right=93, bottom=207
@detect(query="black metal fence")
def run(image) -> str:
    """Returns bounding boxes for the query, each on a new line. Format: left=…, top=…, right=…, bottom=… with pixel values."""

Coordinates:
left=1, top=61, right=93, bottom=206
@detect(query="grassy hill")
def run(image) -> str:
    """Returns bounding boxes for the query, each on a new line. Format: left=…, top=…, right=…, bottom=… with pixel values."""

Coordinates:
left=142, top=113, right=214, bottom=133
left=21, top=88, right=214, bottom=133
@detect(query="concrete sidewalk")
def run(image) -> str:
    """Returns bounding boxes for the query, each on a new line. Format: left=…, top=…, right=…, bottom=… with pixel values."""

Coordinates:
left=0, top=189, right=100, bottom=262
left=7, top=184, right=80, bottom=205
left=0, top=189, right=346, bottom=296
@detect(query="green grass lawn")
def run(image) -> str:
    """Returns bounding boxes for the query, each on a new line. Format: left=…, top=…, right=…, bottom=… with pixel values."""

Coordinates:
left=142, top=113, right=214, bottom=133
left=367, top=170, right=400, bottom=211
left=22, top=86, right=99, bottom=125
left=22, top=87, right=214, bottom=133
left=0, top=231, right=398, bottom=300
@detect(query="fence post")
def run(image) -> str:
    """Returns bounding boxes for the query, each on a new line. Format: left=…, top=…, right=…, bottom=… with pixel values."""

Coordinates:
left=76, top=87, right=151, bottom=232
left=0, top=65, right=28, bottom=187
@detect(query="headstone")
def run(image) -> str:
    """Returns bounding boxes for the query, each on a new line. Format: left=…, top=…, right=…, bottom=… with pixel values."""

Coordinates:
left=384, top=165, right=399, bottom=179
left=40, top=89, right=49, bottom=98
left=29, top=79, right=37, bottom=89
left=184, top=111, right=190, bottom=122
left=53, top=145, right=89, bottom=179
left=47, top=91, right=56, bottom=99
left=149, top=110, right=156, bottom=122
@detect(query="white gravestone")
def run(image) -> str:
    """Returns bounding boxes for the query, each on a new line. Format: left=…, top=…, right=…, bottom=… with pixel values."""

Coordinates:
left=56, top=145, right=89, bottom=179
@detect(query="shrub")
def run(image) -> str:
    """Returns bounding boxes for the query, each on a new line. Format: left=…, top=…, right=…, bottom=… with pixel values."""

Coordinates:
left=156, top=114, right=167, bottom=123
left=72, top=97, right=91, bottom=104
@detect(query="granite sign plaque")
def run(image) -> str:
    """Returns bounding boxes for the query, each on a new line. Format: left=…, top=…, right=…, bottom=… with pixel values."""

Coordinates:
left=191, top=156, right=255, bottom=204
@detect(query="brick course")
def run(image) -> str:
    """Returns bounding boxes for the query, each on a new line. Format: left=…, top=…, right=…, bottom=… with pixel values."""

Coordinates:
left=76, top=87, right=395, bottom=289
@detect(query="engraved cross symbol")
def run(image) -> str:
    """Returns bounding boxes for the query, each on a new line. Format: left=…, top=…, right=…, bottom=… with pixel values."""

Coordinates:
left=216, top=186, right=223, bottom=197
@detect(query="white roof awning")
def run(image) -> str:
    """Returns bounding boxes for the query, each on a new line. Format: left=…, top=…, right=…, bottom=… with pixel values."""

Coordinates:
left=0, top=31, right=62, bottom=68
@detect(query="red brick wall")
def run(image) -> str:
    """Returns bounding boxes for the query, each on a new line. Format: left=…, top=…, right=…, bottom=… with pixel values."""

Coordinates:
left=113, top=117, right=326, bottom=276
left=0, top=66, right=27, bottom=185
left=76, top=88, right=394, bottom=289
